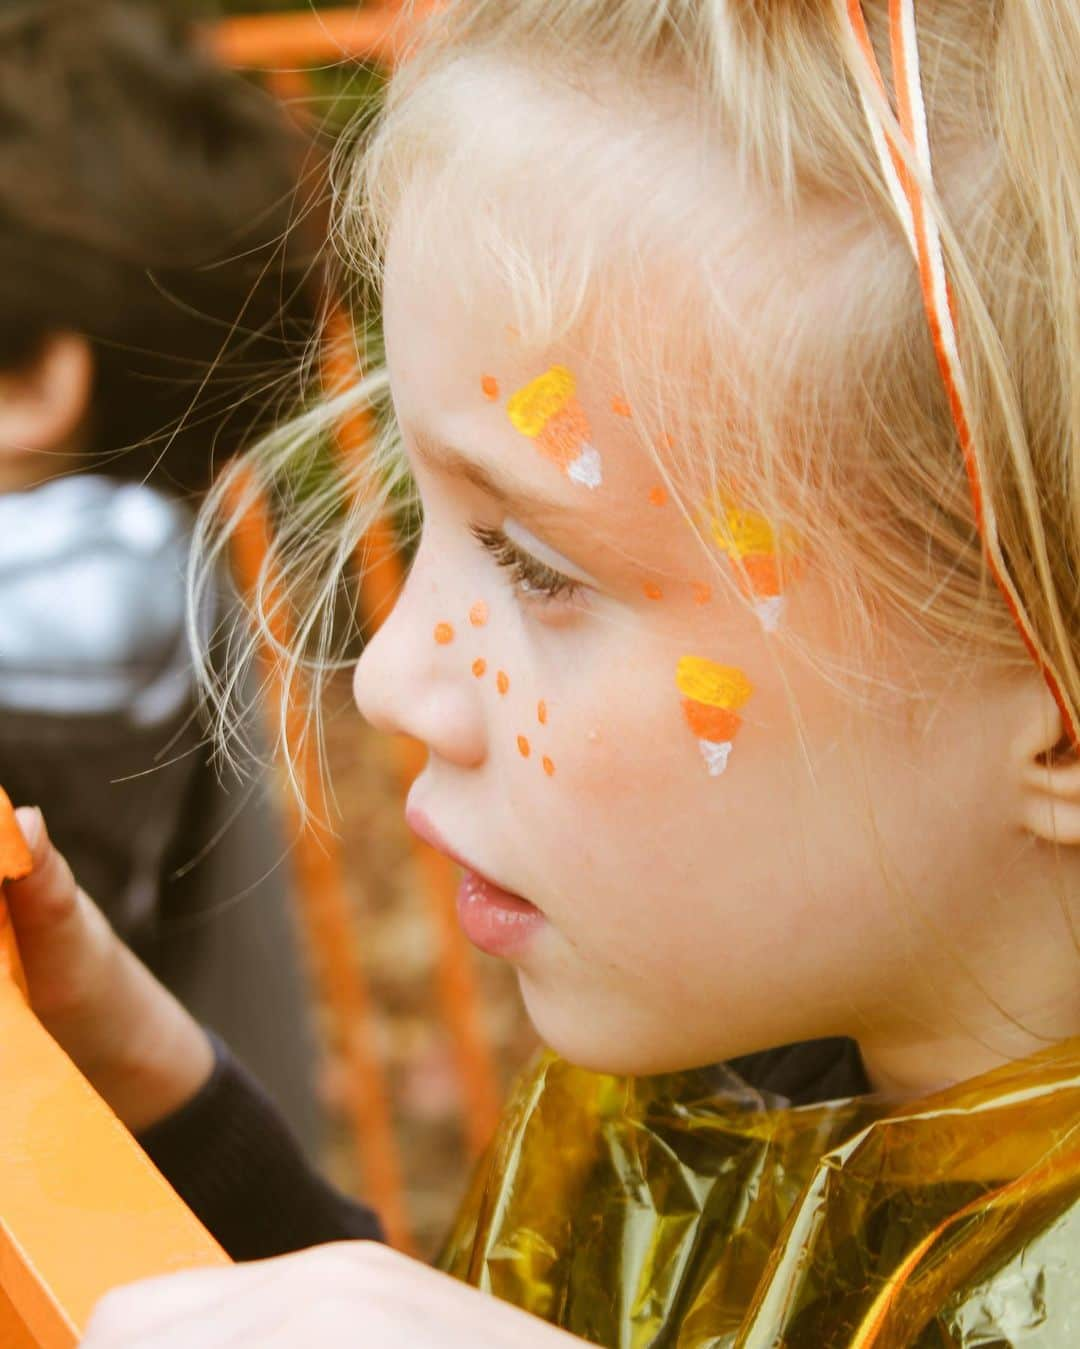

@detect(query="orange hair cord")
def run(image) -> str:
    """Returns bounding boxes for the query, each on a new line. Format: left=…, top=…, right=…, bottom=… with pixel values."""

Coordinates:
left=845, top=0, right=1080, bottom=748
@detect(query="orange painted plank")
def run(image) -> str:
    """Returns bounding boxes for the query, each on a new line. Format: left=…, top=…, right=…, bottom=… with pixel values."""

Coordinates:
left=208, top=5, right=424, bottom=69
left=0, top=977, right=228, bottom=1347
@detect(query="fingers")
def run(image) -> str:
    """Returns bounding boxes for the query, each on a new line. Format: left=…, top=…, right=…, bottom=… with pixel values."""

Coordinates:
left=7, top=806, right=81, bottom=932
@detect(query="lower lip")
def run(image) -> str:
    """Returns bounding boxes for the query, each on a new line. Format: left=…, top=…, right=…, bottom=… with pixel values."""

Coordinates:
left=456, top=869, right=546, bottom=958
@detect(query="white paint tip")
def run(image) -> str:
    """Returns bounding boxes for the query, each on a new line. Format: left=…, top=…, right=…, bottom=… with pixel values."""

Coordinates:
left=698, top=739, right=733, bottom=777
left=568, top=444, right=603, bottom=490
left=754, top=596, right=785, bottom=631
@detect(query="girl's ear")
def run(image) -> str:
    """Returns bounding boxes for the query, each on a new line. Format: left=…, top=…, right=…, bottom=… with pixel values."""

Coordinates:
left=0, top=332, right=93, bottom=465
left=1017, top=677, right=1080, bottom=846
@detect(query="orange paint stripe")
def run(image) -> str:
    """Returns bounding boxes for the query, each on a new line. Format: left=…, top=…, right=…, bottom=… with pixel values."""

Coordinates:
left=682, top=700, right=742, bottom=742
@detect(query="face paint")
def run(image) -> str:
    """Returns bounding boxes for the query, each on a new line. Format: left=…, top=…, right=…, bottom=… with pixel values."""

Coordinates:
left=692, top=582, right=713, bottom=607
left=496, top=670, right=510, bottom=695
left=517, top=735, right=531, bottom=758
left=648, top=486, right=669, bottom=508
left=542, top=756, right=556, bottom=777
left=675, top=656, right=755, bottom=777
left=469, top=601, right=489, bottom=628
left=481, top=375, right=500, bottom=401
left=506, top=366, right=603, bottom=490
left=611, top=396, right=632, bottom=419
left=643, top=583, right=664, bottom=602
left=434, top=622, right=455, bottom=645
left=472, top=658, right=487, bottom=678
left=709, top=499, right=803, bottom=631
left=537, top=700, right=548, bottom=725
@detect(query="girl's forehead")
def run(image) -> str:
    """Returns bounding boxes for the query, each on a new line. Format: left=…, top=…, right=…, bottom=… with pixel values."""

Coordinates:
left=383, top=230, right=706, bottom=569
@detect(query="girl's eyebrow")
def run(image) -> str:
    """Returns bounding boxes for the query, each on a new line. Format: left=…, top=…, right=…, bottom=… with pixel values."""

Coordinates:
left=409, top=428, right=572, bottom=528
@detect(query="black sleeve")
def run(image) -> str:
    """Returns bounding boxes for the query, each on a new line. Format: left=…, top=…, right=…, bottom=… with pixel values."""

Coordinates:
left=137, top=1034, right=385, bottom=1261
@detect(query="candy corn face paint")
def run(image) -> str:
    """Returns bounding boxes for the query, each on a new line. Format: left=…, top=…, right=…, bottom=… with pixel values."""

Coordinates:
left=710, top=499, right=804, bottom=631
left=676, top=656, right=755, bottom=777
left=506, top=365, right=603, bottom=490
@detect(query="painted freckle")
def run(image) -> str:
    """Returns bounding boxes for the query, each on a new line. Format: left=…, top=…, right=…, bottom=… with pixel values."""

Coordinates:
left=481, top=374, right=500, bottom=401
left=496, top=670, right=510, bottom=695
left=692, top=582, right=713, bottom=607
left=542, top=756, right=556, bottom=777
left=434, top=622, right=455, bottom=645
left=517, top=735, right=531, bottom=758
left=537, top=700, right=548, bottom=725
left=472, top=658, right=487, bottom=678
left=611, top=395, right=632, bottom=418
left=643, top=582, right=664, bottom=601
left=648, top=486, right=669, bottom=507
left=469, top=601, right=489, bottom=628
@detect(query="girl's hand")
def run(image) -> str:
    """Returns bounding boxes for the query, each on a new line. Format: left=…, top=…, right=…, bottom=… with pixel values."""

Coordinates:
left=5, top=806, right=214, bottom=1132
left=81, top=1244, right=586, bottom=1348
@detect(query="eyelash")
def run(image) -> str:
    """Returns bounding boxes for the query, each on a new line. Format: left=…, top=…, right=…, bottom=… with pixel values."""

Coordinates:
left=469, top=524, right=583, bottom=603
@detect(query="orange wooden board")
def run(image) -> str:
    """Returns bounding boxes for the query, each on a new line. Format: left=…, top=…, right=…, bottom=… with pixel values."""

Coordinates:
left=0, top=978, right=228, bottom=1347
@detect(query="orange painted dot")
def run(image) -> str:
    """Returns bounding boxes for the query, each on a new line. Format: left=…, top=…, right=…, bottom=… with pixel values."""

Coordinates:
left=542, top=756, right=556, bottom=777
left=469, top=601, right=489, bottom=627
left=648, top=486, right=669, bottom=508
left=660, top=433, right=675, bottom=451
left=611, top=395, right=632, bottom=418
left=472, top=658, right=487, bottom=678
left=481, top=374, right=499, bottom=401
left=517, top=735, right=531, bottom=758
left=537, top=700, right=548, bottom=725
left=496, top=670, right=510, bottom=695
left=643, top=582, right=664, bottom=601
left=692, top=582, right=713, bottom=607
left=434, top=622, right=455, bottom=645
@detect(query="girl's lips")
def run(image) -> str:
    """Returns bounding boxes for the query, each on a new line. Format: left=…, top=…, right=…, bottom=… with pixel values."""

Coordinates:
left=455, top=869, right=545, bottom=959
left=405, top=805, right=545, bottom=959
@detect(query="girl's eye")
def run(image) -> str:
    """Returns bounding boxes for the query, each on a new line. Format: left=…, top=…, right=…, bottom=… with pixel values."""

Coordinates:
left=470, top=524, right=583, bottom=603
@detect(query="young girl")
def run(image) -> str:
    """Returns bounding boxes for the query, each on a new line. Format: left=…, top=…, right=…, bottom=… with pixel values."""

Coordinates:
left=7, top=0, right=1080, bottom=1343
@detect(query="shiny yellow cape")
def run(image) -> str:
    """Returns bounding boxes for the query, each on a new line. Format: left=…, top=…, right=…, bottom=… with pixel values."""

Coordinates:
left=441, top=1039, right=1080, bottom=1347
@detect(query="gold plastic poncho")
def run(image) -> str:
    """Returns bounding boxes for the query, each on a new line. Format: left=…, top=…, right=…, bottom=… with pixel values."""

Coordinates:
left=441, top=1040, right=1080, bottom=1347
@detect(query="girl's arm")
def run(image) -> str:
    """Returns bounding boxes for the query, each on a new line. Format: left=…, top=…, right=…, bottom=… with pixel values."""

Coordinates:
left=6, top=806, right=214, bottom=1133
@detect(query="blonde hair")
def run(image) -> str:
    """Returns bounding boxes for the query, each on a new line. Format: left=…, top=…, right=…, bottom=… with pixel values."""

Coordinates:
left=193, top=0, right=1080, bottom=782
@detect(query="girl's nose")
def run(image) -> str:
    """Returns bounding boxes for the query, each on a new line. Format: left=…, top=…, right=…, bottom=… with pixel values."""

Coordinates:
left=352, top=552, right=486, bottom=769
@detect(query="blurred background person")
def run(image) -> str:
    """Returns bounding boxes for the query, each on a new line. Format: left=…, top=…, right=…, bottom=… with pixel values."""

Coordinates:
left=0, top=0, right=324, bottom=1153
